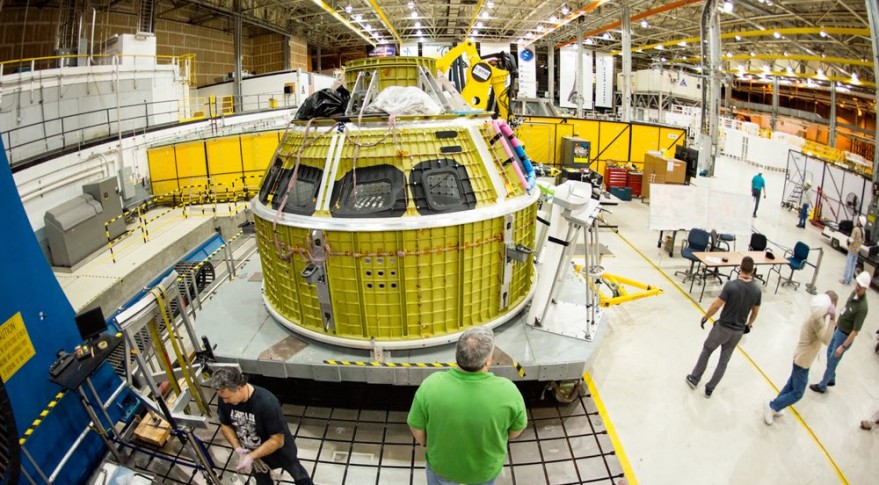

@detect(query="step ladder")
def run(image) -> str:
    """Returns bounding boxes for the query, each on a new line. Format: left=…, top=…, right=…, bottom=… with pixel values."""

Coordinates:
left=784, top=183, right=803, bottom=210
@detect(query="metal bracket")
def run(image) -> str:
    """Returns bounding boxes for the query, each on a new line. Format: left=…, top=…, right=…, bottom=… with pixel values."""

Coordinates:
left=305, top=229, right=335, bottom=332
left=500, top=213, right=515, bottom=310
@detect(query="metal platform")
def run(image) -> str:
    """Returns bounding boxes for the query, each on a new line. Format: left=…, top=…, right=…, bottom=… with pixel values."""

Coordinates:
left=194, top=254, right=607, bottom=386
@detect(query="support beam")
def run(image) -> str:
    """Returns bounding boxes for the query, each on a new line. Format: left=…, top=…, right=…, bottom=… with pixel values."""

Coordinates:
left=548, top=42, right=555, bottom=104
left=621, top=1, right=632, bottom=122
left=829, top=82, right=837, bottom=148
left=771, top=76, right=779, bottom=131
left=233, top=0, right=243, bottom=112
left=576, top=19, right=584, bottom=118
left=699, top=0, right=721, bottom=176
left=866, top=0, right=879, bottom=242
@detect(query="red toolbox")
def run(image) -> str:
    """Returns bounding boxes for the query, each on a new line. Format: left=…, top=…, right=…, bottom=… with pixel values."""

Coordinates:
left=604, top=167, right=628, bottom=189
left=627, top=171, right=643, bottom=197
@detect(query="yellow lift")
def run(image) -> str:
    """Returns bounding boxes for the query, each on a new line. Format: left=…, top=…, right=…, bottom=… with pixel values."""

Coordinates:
left=575, top=263, right=664, bottom=307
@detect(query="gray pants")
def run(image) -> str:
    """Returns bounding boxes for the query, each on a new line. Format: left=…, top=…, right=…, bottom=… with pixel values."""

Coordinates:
left=690, top=324, right=744, bottom=392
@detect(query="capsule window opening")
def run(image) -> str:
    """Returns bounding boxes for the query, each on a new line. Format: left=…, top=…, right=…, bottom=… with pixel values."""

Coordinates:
left=410, top=159, right=477, bottom=215
left=330, top=164, right=408, bottom=218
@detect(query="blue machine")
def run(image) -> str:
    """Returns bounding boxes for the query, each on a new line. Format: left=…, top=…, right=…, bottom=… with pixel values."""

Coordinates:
left=1, top=139, right=126, bottom=484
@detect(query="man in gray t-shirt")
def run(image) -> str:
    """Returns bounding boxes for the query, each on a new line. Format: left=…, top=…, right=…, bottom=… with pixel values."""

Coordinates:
left=686, top=256, right=763, bottom=397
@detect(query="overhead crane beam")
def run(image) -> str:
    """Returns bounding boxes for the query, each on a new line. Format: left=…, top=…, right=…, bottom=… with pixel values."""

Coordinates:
left=727, top=70, right=876, bottom=89
left=365, top=0, right=402, bottom=46
left=525, top=0, right=611, bottom=46
left=555, top=0, right=702, bottom=49
left=463, top=0, right=485, bottom=40
left=310, top=0, right=377, bottom=46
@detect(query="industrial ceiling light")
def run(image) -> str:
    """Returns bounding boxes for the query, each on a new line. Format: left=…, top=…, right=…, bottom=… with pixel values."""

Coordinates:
left=678, top=40, right=687, bottom=47
left=364, top=24, right=372, bottom=31
left=345, top=5, right=353, bottom=13
left=851, top=73, right=860, bottom=84
left=786, top=67, right=793, bottom=75
left=354, top=14, right=362, bottom=22
left=537, top=24, right=544, bottom=32
left=481, top=11, right=489, bottom=19
left=660, top=57, right=667, bottom=62
left=602, top=32, right=612, bottom=40
left=407, top=1, right=415, bottom=8
left=819, top=30, right=828, bottom=38
left=750, top=51, right=755, bottom=56
left=415, top=29, right=422, bottom=36
left=415, top=21, right=421, bottom=28
left=561, top=5, right=570, bottom=15
left=473, top=30, right=480, bottom=36
left=487, top=1, right=495, bottom=8
left=411, top=11, right=418, bottom=18
left=477, top=21, right=484, bottom=28
left=641, top=20, right=648, bottom=28
left=722, top=1, right=734, bottom=13
left=549, top=15, right=558, bottom=23
left=727, top=52, right=733, bottom=57
left=655, top=44, right=665, bottom=50
left=525, top=31, right=534, bottom=39
left=735, top=35, right=742, bottom=41
left=816, top=68, right=825, bottom=78
left=585, top=37, right=594, bottom=45
left=516, top=38, right=524, bottom=44
left=773, top=31, right=781, bottom=39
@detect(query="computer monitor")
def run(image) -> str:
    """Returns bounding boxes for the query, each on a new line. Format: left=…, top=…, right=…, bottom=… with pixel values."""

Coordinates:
left=75, top=306, right=107, bottom=342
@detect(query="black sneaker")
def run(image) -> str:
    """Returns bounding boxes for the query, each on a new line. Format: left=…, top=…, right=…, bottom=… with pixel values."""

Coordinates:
left=827, top=381, right=836, bottom=387
left=686, top=375, right=698, bottom=389
left=809, top=384, right=826, bottom=394
left=705, top=387, right=713, bottom=398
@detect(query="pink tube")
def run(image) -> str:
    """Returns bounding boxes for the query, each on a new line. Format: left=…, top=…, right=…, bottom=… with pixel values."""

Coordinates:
left=493, top=121, right=527, bottom=188
left=498, top=121, right=523, bottom=148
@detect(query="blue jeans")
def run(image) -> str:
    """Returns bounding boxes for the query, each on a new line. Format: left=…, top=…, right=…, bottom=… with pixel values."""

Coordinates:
left=426, top=463, right=497, bottom=485
left=843, top=251, right=858, bottom=284
left=798, top=203, right=810, bottom=226
left=817, top=328, right=850, bottom=390
left=770, top=363, right=809, bottom=412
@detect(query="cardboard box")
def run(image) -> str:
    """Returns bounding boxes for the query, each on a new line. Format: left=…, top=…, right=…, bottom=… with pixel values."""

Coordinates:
left=666, top=159, right=687, bottom=184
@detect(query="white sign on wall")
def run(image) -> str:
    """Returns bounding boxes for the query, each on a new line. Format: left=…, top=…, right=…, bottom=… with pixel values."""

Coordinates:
left=560, top=45, right=593, bottom=109
left=480, top=42, right=511, bottom=56
left=595, top=52, right=614, bottom=108
left=422, top=43, right=451, bottom=58
left=400, top=43, right=419, bottom=56
left=517, top=43, right=537, bottom=98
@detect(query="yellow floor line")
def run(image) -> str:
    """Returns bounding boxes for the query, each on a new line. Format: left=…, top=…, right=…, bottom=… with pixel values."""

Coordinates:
left=612, top=230, right=849, bottom=484
left=583, top=372, right=638, bottom=485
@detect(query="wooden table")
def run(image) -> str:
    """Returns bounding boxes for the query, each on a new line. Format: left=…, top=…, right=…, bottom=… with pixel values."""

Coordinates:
left=691, top=251, right=783, bottom=302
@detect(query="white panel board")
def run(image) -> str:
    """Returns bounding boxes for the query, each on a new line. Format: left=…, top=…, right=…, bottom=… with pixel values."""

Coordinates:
left=649, top=184, right=751, bottom=235
left=480, top=42, right=511, bottom=56
left=517, top=43, right=537, bottom=98
left=559, top=47, right=593, bottom=109
left=594, top=52, right=614, bottom=108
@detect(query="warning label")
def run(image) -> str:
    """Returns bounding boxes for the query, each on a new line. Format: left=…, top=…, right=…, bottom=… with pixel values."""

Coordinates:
left=0, top=312, right=36, bottom=382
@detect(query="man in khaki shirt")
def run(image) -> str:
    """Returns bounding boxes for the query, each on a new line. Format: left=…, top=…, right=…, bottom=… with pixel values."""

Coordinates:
left=763, top=291, right=838, bottom=425
left=841, top=215, right=865, bottom=285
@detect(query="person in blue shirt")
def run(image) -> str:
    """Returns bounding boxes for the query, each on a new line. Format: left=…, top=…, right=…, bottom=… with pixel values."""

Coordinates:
left=751, top=172, right=766, bottom=217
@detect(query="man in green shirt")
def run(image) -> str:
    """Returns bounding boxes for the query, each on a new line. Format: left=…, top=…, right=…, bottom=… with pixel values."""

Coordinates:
left=408, top=326, right=527, bottom=485
left=811, top=271, right=870, bottom=393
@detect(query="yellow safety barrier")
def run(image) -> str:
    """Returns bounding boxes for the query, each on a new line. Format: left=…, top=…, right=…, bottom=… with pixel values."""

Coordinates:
left=323, top=359, right=527, bottom=377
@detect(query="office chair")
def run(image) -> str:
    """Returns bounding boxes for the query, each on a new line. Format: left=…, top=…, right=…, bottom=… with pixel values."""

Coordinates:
left=675, top=228, right=710, bottom=292
left=731, top=233, right=769, bottom=285
left=772, top=242, right=810, bottom=293
left=717, top=233, right=736, bottom=251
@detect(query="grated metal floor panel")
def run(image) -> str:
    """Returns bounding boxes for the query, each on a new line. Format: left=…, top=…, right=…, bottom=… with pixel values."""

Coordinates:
left=125, top=380, right=625, bottom=485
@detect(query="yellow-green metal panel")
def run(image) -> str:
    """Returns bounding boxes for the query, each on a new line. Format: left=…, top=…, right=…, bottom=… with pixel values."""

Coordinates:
left=206, top=136, right=245, bottom=197
left=332, top=127, right=498, bottom=207
left=509, top=205, right=537, bottom=304
left=147, top=146, right=178, bottom=197
left=479, top=123, right=523, bottom=197
left=597, top=122, right=631, bottom=162
left=174, top=141, right=209, bottom=188
left=660, top=127, right=687, bottom=158
left=630, top=124, right=661, bottom=162
left=461, top=218, right=504, bottom=326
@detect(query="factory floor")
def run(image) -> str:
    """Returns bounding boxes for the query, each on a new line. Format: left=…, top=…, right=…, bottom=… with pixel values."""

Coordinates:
left=100, top=153, right=878, bottom=484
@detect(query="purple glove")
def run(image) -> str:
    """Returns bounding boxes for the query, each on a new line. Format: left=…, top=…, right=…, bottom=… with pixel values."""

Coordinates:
left=827, top=304, right=836, bottom=318
left=236, top=453, right=253, bottom=473
left=234, top=447, right=248, bottom=458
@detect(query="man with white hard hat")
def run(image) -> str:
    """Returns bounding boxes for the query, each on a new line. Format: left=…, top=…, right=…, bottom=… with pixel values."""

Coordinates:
left=810, top=271, right=871, bottom=394
left=841, top=215, right=866, bottom=285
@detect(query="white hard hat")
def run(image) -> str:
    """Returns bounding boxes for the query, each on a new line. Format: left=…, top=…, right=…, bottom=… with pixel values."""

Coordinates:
left=803, top=180, right=812, bottom=188
left=856, top=271, right=871, bottom=288
left=809, top=293, right=831, bottom=314
left=858, top=215, right=867, bottom=227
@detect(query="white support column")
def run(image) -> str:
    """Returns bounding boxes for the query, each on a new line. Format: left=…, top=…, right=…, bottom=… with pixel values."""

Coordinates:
left=233, top=0, right=243, bottom=112
left=771, top=76, right=779, bottom=131
left=548, top=42, right=555, bottom=103
left=576, top=20, right=584, bottom=118
left=621, top=1, right=633, bottom=122
left=829, top=81, right=837, bottom=148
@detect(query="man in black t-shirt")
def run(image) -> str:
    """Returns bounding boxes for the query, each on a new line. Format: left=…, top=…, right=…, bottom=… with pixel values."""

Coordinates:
left=211, top=368, right=312, bottom=485
left=686, top=256, right=763, bottom=397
